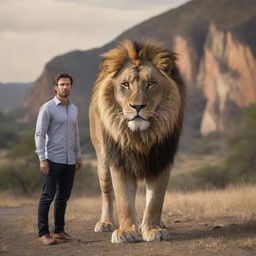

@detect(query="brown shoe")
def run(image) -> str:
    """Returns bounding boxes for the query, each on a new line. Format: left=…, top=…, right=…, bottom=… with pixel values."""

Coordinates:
left=38, top=234, right=57, bottom=246
left=53, top=231, right=74, bottom=241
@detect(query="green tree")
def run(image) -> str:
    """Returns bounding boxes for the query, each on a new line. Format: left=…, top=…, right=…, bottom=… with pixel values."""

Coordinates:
left=0, top=132, right=41, bottom=195
left=224, top=104, right=256, bottom=183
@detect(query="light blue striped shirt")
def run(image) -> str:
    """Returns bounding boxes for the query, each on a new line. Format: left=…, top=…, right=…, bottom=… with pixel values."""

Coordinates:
left=35, top=96, right=81, bottom=165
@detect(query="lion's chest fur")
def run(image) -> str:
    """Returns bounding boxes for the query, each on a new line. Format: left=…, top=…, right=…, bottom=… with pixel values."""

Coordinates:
left=103, top=130, right=181, bottom=178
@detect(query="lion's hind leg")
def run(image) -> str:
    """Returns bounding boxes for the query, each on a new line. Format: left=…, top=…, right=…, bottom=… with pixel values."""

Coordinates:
left=140, top=169, right=170, bottom=242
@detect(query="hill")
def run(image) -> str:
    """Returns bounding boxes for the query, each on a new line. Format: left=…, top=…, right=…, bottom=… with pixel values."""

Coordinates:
left=23, top=0, right=256, bottom=137
left=0, top=82, right=33, bottom=111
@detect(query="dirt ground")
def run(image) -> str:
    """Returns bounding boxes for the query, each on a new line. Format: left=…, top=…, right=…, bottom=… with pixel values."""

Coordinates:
left=1, top=198, right=256, bottom=256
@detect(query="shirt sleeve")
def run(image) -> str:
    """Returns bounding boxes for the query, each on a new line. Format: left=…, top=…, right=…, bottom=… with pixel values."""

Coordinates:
left=75, top=116, right=82, bottom=158
left=34, top=104, right=50, bottom=161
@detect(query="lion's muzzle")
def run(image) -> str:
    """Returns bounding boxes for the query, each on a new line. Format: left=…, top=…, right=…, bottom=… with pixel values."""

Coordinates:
left=128, top=118, right=150, bottom=131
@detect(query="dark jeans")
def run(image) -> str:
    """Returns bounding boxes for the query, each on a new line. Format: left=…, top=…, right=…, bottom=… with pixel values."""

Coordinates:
left=38, top=160, right=76, bottom=237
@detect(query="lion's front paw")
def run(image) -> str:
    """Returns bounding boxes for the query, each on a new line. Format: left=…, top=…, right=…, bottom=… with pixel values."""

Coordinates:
left=142, top=228, right=170, bottom=242
left=94, top=221, right=115, bottom=232
left=111, top=228, right=139, bottom=243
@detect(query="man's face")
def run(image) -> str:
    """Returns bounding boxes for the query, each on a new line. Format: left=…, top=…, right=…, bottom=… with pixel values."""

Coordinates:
left=55, top=77, right=72, bottom=98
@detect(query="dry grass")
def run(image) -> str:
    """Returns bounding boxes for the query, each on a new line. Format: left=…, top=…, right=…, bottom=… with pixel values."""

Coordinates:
left=163, top=185, right=256, bottom=222
left=67, top=197, right=102, bottom=221
left=0, top=192, right=35, bottom=207
left=18, top=215, right=37, bottom=235
left=66, top=184, right=256, bottom=227
left=2, top=185, right=256, bottom=225
left=192, top=237, right=224, bottom=251
left=238, top=238, right=256, bottom=251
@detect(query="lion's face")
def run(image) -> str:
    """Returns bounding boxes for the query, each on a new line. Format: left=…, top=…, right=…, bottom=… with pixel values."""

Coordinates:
left=113, top=63, right=165, bottom=131
left=113, top=62, right=171, bottom=132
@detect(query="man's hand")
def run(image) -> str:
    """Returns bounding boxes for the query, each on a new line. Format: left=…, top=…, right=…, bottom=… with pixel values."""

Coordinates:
left=40, top=160, right=50, bottom=175
left=76, top=157, right=82, bottom=171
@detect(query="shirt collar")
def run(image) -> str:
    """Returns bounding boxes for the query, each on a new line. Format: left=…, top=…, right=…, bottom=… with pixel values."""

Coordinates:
left=54, top=96, right=72, bottom=105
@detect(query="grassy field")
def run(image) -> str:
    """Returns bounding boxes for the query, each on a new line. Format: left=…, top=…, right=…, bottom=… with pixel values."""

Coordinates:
left=1, top=184, right=256, bottom=222
left=172, top=152, right=226, bottom=176
left=164, top=185, right=256, bottom=222
left=1, top=185, right=256, bottom=255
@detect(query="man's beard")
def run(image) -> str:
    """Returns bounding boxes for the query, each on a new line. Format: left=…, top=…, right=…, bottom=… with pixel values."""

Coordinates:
left=60, top=92, right=70, bottom=97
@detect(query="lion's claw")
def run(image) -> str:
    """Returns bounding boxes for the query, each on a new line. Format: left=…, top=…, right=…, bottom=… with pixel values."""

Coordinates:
left=94, top=221, right=115, bottom=232
left=111, top=229, right=140, bottom=243
left=142, top=228, right=170, bottom=242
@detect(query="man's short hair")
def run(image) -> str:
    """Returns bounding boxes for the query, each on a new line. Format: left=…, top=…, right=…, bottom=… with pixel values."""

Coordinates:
left=54, top=72, right=73, bottom=86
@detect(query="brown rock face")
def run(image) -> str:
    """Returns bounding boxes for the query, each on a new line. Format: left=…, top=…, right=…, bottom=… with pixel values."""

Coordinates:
left=173, top=36, right=199, bottom=83
left=198, top=24, right=256, bottom=135
left=23, top=70, right=53, bottom=117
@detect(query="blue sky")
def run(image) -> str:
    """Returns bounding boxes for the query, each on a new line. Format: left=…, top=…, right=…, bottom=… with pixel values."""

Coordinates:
left=0, top=0, right=189, bottom=82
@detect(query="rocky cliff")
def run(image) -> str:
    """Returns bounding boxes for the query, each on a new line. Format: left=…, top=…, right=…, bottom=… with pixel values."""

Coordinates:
left=197, top=24, right=256, bottom=134
left=23, top=0, right=256, bottom=135
left=172, top=21, right=256, bottom=135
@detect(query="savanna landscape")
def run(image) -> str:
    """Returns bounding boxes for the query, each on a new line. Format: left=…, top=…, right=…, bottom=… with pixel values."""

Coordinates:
left=0, top=104, right=256, bottom=255
left=1, top=105, right=256, bottom=255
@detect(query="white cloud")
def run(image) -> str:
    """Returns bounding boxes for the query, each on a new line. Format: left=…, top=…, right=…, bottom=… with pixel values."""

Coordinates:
left=0, top=0, right=189, bottom=82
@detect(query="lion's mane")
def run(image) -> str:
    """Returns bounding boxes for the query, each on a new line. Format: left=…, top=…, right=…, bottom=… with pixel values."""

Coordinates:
left=91, top=40, right=185, bottom=178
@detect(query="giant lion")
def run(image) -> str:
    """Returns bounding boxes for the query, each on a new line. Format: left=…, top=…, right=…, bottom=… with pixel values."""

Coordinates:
left=89, top=40, right=185, bottom=243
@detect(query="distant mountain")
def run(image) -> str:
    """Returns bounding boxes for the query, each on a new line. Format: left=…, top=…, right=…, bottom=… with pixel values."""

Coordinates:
left=24, top=0, right=256, bottom=136
left=0, top=82, right=33, bottom=111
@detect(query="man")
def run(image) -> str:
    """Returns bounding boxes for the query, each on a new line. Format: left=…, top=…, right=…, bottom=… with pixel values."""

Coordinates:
left=35, top=72, right=82, bottom=245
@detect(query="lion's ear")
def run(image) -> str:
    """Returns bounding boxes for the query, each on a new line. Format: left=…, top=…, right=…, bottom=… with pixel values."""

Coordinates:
left=152, top=51, right=176, bottom=75
left=101, top=48, right=127, bottom=75
left=101, top=58, right=118, bottom=74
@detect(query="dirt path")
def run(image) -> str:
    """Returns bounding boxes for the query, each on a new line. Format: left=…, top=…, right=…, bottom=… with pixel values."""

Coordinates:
left=1, top=202, right=256, bottom=256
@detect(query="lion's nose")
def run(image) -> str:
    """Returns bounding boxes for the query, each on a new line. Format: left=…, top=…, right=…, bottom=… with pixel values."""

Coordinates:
left=130, top=104, right=147, bottom=112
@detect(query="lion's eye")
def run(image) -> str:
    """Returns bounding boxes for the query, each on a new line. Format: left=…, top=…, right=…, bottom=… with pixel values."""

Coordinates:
left=147, top=81, right=157, bottom=89
left=121, top=81, right=130, bottom=89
